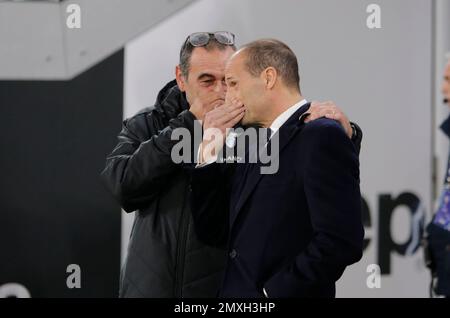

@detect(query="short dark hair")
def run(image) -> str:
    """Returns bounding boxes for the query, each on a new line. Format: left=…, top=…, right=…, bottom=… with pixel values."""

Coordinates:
left=179, top=36, right=236, bottom=79
left=241, top=39, right=300, bottom=92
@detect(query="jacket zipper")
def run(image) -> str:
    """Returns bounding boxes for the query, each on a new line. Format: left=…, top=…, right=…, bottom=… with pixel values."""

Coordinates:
left=174, top=180, right=190, bottom=297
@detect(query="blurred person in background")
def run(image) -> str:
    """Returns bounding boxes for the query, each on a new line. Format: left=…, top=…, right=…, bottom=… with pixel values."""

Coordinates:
left=426, top=56, right=450, bottom=298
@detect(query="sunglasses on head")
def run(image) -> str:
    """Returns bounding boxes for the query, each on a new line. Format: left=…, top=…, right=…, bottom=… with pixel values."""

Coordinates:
left=185, top=31, right=235, bottom=47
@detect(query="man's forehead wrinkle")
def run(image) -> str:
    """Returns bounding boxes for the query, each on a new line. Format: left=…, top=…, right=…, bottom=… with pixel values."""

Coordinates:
left=190, top=58, right=227, bottom=77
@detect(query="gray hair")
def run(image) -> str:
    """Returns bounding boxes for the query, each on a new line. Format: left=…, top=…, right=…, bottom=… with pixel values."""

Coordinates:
left=179, top=36, right=236, bottom=79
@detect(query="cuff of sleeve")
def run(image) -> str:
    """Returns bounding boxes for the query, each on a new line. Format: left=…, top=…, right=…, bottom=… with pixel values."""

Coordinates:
left=195, top=143, right=218, bottom=168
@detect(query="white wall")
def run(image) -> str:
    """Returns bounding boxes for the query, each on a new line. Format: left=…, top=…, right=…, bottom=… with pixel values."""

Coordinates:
left=124, top=0, right=435, bottom=297
left=0, top=0, right=194, bottom=79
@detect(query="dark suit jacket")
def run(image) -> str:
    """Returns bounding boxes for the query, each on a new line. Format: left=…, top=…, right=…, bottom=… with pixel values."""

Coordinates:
left=190, top=103, right=364, bottom=298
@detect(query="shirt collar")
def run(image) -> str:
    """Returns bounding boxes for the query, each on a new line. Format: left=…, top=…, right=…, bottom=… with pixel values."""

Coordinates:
left=269, top=99, right=308, bottom=135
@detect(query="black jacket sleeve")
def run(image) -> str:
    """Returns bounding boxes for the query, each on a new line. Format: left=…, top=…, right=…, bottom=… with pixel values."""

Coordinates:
left=100, top=109, right=197, bottom=212
left=189, top=162, right=235, bottom=249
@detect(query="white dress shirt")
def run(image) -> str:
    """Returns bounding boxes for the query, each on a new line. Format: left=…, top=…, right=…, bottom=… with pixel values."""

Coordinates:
left=268, top=99, right=308, bottom=138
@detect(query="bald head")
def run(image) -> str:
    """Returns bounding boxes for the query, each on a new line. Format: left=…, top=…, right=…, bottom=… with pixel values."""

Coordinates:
left=224, top=39, right=303, bottom=128
left=238, top=39, right=301, bottom=93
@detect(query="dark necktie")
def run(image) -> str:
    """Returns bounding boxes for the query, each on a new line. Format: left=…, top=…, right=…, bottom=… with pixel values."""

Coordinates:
left=235, top=127, right=272, bottom=196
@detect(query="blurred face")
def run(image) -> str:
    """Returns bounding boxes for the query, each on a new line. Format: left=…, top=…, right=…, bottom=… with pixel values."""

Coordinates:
left=176, top=47, right=235, bottom=110
left=225, top=51, right=268, bottom=126
left=442, top=62, right=450, bottom=105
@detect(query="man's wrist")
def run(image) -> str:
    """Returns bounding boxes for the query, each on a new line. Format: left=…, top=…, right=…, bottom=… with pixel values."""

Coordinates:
left=196, top=142, right=218, bottom=167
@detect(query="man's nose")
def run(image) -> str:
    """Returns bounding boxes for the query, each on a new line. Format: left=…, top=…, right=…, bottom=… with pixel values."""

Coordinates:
left=213, top=80, right=227, bottom=94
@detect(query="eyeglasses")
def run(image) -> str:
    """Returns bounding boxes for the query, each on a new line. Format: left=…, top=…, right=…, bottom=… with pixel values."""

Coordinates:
left=185, top=31, right=235, bottom=47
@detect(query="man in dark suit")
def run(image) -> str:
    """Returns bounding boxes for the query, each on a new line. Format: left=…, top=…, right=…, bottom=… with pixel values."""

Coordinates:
left=190, top=39, right=364, bottom=298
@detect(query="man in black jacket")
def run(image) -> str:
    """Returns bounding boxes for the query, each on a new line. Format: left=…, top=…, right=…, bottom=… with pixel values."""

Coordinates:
left=100, top=31, right=362, bottom=297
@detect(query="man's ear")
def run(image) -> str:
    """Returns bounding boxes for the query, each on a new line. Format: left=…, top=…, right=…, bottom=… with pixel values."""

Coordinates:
left=262, top=67, right=277, bottom=90
left=175, top=65, right=186, bottom=92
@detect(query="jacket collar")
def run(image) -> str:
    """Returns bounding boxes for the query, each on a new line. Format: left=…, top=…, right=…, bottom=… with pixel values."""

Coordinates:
left=230, top=103, right=311, bottom=228
left=154, top=80, right=189, bottom=120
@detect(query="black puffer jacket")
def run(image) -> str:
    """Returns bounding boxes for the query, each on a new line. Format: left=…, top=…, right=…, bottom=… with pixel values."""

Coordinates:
left=101, top=80, right=227, bottom=297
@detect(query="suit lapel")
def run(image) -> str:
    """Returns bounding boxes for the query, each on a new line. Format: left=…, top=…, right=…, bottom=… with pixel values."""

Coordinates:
left=230, top=103, right=311, bottom=229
